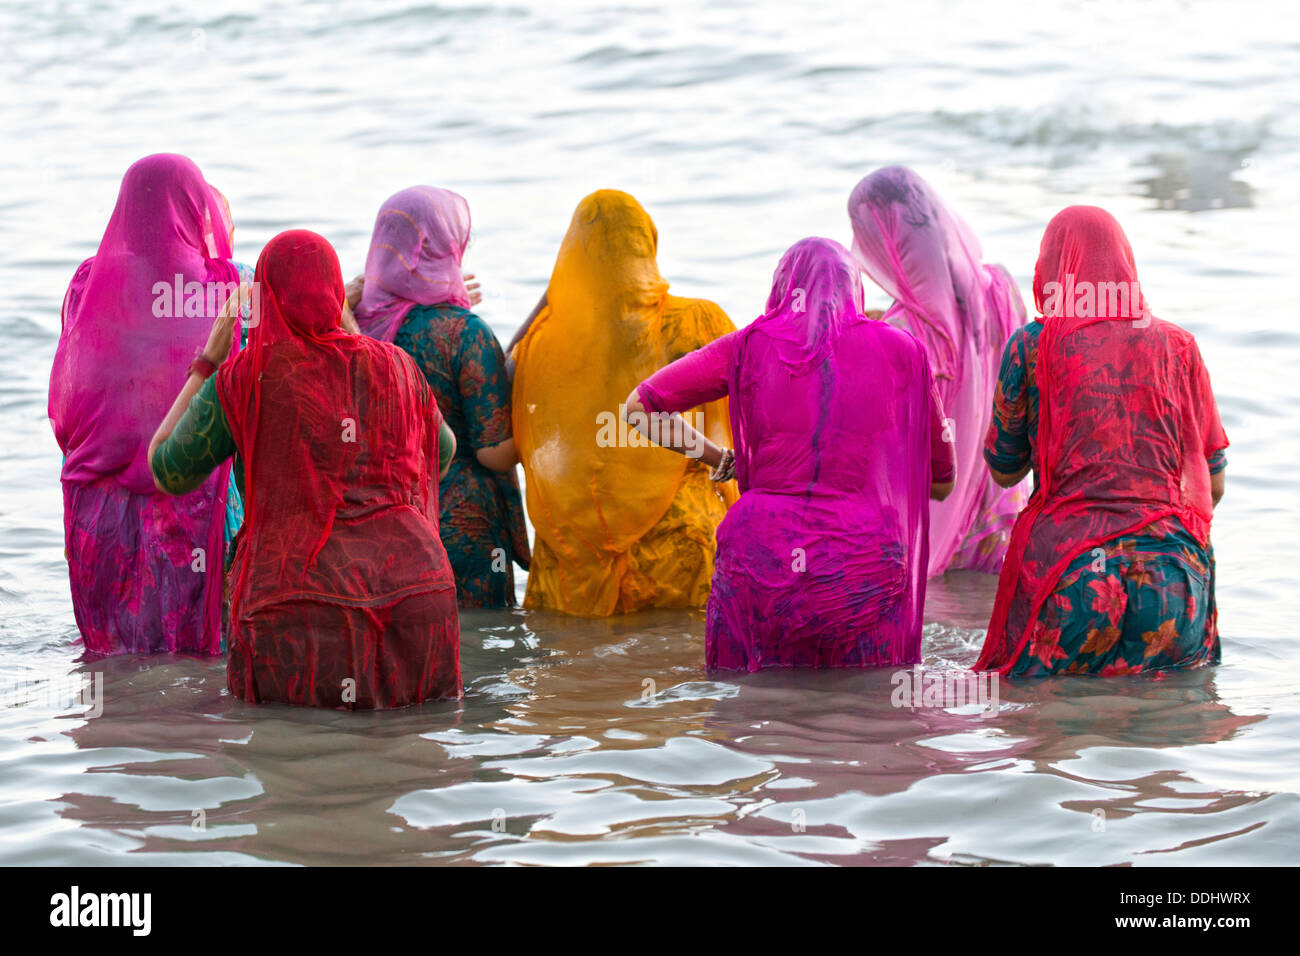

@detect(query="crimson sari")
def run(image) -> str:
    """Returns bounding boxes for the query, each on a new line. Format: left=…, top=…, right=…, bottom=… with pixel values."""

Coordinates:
left=976, top=207, right=1228, bottom=675
left=215, top=230, right=460, bottom=708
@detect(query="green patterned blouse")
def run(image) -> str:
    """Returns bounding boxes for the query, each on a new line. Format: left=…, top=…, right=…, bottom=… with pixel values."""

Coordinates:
left=150, top=375, right=456, bottom=496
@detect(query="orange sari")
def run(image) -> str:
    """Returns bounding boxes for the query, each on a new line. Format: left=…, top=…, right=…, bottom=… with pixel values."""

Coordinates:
left=512, top=190, right=737, bottom=615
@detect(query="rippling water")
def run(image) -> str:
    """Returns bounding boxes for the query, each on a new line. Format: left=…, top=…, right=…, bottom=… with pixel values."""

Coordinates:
left=2, top=0, right=1298, bottom=865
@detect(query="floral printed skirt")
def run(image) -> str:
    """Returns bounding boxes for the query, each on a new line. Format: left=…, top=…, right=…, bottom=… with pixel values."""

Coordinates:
left=1011, top=525, right=1219, bottom=677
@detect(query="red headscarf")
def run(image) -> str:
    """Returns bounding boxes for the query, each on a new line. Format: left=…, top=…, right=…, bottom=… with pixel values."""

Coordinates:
left=216, top=230, right=453, bottom=621
left=976, top=207, right=1228, bottom=673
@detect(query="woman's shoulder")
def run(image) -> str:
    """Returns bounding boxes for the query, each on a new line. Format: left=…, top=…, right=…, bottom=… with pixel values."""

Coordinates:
left=1012, top=319, right=1043, bottom=344
left=408, top=303, right=502, bottom=345
left=860, top=317, right=929, bottom=359
left=664, top=294, right=738, bottom=342
left=1148, top=315, right=1199, bottom=350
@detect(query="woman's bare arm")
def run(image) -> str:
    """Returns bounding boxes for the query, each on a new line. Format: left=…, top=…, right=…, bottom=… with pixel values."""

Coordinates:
left=623, top=388, right=726, bottom=469
left=476, top=436, right=518, bottom=473
left=990, top=461, right=1030, bottom=489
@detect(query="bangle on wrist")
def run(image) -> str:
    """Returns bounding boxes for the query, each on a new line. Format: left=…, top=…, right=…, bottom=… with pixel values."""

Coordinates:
left=709, top=447, right=736, bottom=482
left=188, top=348, right=219, bottom=381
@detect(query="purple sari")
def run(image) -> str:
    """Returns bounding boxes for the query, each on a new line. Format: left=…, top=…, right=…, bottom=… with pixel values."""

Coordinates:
left=49, top=154, right=239, bottom=656
left=639, top=238, right=953, bottom=670
left=849, top=166, right=1029, bottom=577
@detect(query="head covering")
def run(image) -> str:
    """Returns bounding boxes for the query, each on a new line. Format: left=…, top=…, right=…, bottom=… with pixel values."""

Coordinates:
left=848, top=165, right=1028, bottom=575
left=745, top=236, right=868, bottom=376
left=1032, top=204, right=1148, bottom=323
left=512, top=190, right=735, bottom=615
left=216, top=229, right=452, bottom=626
left=49, top=153, right=240, bottom=494
left=976, top=207, right=1228, bottom=673
left=355, top=185, right=472, bottom=342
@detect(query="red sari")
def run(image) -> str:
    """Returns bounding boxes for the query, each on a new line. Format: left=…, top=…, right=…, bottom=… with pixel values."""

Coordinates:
left=976, top=207, right=1228, bottom=675
left=215, top=230, right=460, bottom=708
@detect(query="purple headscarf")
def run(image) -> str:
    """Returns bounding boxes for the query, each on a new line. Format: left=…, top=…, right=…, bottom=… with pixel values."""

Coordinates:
left=49, top=153, right=240, bottom=494
left=355, top=185, right=472, bottom=342
left=849, top=166, right=1028, bottom=577
left=743, top=235, right=870, bottom=379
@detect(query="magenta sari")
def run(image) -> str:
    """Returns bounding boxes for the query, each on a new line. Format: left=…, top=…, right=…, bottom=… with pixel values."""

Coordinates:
left=49, top=154, right=239, bottom=656
left=639, top=238, right=952, bottom=670
left=849, top=166, right=1028, bottom=577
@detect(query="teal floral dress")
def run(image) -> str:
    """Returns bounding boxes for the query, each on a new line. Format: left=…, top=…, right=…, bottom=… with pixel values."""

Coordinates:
left=984, top=321, right=1226, bottom=677
left=394, top=304, right=529, bottom=607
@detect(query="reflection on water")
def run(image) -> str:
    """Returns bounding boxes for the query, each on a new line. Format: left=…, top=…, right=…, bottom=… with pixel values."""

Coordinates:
left=1138, top=151, right=1255, bottom=211
left=0, top=604, right=1266, bottom=866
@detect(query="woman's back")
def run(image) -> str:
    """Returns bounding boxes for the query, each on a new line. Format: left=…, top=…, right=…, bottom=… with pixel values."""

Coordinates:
left=978, top=206, right=1226, bottom=676
left=513, top=190, right=736, bottom=615
left=218, top=262, right=451, bottom=618
left=734, top=320, right=932, bottom=506
left=848, top=165, right=1028, bottom=575
left=1044, top=317, right=1210, bottom=518
left=633, top=237, right=951, bottom=668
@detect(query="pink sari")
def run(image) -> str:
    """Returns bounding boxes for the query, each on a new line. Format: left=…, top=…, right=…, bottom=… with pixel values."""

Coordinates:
left=639, top=238, right=952, bottom=669
left=849, top=166, right=1028, bottom=577
left=49, top=154, right=239, bottom=656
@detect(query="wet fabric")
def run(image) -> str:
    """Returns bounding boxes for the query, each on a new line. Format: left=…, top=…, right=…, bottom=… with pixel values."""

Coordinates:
left=975, top=206, right=1228, bottom=676
left=983, top=320, right=1224, bottom=675
left=984, top=321, right=1228, bottom=482
left=639, top=238, right=950, bottom=670
left=1009, top=528, right=1219, bottom=677
left=394, top=303, right=529, bottom=607
left=849, top=166, right=1029, bottom=576
left=355, top=185, right=472, bottom=344
left=512, top=190, right=737, bottom=616
left=151, top=377, right=237, bottom=496
left=49, top=154, right=239, bottom=656
left=215, top=229, right=459, bottom=707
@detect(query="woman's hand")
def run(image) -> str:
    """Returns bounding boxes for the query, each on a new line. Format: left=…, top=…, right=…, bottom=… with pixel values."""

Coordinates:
left=464, top=272, right=482, bottom=307
left=340, top=300, right=361, bottom=335
left=201, top=289, right=241, bottom=364
left=345, top=275, right=365, bottom=309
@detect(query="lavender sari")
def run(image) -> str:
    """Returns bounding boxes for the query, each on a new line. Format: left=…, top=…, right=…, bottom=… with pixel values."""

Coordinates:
left=849, top=166, right=1029, bottom=577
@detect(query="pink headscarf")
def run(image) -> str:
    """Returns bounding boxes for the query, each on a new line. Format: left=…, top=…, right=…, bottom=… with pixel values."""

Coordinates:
left=848, top=166, right=1028, bottom=577
left=355, top=185, right=472, bottom=343
left=49, top=153, right=240, bottom=495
